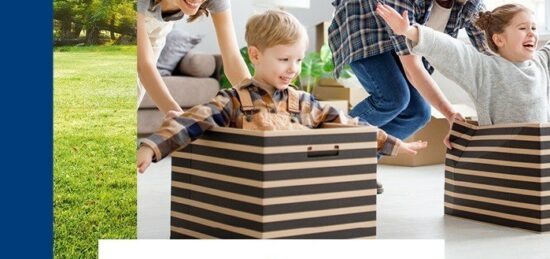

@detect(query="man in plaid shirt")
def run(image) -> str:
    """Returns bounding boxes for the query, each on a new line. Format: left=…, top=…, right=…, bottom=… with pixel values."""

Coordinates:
left=137, top=10, right=428, bottom=190
left=328, top=0, right=489, bottom=143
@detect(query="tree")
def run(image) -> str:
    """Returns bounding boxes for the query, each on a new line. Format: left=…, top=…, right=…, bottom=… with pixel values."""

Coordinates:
left=54, top=0, right=136, bottom=45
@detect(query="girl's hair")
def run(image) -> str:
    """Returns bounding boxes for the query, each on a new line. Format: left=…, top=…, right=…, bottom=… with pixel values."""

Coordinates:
left=245, top=10, right=308, bottom=51
left=474, top=4, right=531, bottom=52
left=153, top=0, right=210, bottom=22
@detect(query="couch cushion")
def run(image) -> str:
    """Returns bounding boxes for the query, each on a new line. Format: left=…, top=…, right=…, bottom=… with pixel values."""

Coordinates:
left=177, top=51, right=216, bottom=77
left=138, top=76, right=220, bottom=109
left=156, top=30, right=202, bottom=76
left=137, top=109, right=166, bottom=136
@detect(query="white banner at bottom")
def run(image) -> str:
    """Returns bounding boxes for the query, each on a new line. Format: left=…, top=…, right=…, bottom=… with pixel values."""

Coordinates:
left=99, top=239, right=444, bottom=259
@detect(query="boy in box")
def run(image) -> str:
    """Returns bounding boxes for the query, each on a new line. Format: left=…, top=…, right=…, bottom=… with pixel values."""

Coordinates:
left=137, top=10, right=427, bottom=192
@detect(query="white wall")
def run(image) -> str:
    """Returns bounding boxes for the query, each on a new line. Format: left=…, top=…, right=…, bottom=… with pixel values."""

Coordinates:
left=173, top=0, right=333, bottom=53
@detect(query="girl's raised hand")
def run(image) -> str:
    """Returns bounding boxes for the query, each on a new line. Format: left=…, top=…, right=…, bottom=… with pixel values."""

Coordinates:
left=375, top=3, right=410, bottom=36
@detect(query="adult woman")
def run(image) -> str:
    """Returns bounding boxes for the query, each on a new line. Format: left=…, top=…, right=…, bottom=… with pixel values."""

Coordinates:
left=137, top=0, right=250, bottom=114
left=329, top=0, right=489, bottom=144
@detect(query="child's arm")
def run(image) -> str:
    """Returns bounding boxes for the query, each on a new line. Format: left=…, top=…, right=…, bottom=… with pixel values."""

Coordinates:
left=307, top=94, right=427, bottom=156
left=375, top=3, right=464, bottom=141
left=537, top=41, right=550, bottom=73
left=137, top=90, right=236, bottom=173
left=376, top=3, right=488, bottom=101
left=376, top=127, right=428, bottom=156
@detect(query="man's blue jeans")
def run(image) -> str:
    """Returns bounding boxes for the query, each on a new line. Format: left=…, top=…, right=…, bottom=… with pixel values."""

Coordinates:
left=350, top=51, right=431, bottom=141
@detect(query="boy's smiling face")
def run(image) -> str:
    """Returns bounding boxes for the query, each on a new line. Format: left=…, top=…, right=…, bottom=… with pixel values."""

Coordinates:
left=249, top=37, right=307, bottom=90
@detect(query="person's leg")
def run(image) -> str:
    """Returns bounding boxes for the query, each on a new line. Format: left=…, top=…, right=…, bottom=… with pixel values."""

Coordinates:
left=379, top=85, right=431, bottom=140
left=351, top=52, right=413, bottom=195
left=378, top=53, right=431, bottom=140
left=349, top=52, right=412, bottom=131
left=351, top=52, right=431, bottom=194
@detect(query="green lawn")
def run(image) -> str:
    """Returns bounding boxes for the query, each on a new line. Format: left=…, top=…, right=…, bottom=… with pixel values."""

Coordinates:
left=54, top=45, right=137, bottom=258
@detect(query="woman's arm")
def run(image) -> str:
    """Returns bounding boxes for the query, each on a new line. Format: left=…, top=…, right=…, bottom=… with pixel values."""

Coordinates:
left=211, top=9, right=252, bottom=86
left=137, top=13, right=183, bottom=114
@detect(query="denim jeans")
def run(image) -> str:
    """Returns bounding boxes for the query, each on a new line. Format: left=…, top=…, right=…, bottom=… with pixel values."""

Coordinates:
left=350, top=51, right=431, bottom=141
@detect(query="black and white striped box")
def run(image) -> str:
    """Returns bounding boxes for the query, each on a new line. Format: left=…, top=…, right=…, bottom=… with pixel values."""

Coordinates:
left=446, top=121, right=550, bottom=232
left=170, top=125, right=378, bottom=238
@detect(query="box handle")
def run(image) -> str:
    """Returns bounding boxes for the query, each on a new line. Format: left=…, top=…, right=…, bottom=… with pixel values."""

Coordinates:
left=307, top=145, right=340, bottom=157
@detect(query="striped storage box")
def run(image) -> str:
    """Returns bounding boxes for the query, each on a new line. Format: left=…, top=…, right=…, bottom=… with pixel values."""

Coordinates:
left=170, top=124, right=378, bottom=239
left=445, top=121, right=550, bottom=232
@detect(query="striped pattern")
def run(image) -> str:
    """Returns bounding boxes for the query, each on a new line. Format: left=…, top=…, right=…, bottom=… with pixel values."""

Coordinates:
left=170, top=126, right=378, bottom=238
left=445, top=121, right=550, bottom=232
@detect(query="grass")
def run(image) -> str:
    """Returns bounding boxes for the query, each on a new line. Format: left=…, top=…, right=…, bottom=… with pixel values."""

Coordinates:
left=54, top=45, right=137, bottom=258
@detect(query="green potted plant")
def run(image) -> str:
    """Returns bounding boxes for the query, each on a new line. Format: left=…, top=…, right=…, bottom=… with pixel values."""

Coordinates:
left=297, top=43, right=354, bottom=93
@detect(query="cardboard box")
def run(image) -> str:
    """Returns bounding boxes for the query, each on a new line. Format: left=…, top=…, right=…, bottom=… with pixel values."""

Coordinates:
left=315, top=21, right=330, bottom=52
left=379, top=104, right=477, bottom=166
left=314, top=79, right=369, bottom=109
left=170, top=124, right=378, bottom=239
left=318, top=100, right=349, bottom=113
left=445, top=121, right=550, bottom=232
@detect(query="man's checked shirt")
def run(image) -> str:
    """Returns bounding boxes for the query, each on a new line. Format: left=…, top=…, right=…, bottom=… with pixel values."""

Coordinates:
left=328, top=0, right=490, bottom=77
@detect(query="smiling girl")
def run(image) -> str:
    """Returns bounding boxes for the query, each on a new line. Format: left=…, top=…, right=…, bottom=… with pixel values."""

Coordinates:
left=376, top=3, right=550, bottom=126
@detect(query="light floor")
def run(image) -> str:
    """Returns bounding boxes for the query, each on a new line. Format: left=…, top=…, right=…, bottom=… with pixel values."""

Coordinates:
left=138, top=156, right=550, bottom=259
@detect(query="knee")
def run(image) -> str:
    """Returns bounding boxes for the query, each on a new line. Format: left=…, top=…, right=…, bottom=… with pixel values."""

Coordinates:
left=413, top=101, right=431, bottom=127
left=379, top=89, right=410, bottom=115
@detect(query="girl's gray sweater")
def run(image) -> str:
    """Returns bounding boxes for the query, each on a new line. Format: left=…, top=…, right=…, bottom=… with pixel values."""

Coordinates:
left=407, top=25, right=550, bottom=126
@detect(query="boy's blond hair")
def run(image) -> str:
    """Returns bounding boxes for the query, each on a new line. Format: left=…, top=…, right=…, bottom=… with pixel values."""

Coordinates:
left=245, top=10, right=308, bottom=51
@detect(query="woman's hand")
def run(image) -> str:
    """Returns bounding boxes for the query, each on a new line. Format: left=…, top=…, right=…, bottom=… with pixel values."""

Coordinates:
left=164, top=110, right=184, bottom=120
left=397, top=139, right=428, bottom=155
left=375, top=3, right=411, bottom=36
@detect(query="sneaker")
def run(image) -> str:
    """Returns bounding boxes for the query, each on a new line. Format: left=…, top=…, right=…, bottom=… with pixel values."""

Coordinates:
left=377, top=181, right=384, bottom=194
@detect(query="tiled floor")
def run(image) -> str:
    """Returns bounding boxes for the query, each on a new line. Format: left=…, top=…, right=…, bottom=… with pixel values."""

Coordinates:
left=137, top=157, right=550, bottom=259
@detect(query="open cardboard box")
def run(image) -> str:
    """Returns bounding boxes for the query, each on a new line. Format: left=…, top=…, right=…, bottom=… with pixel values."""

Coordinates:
left=379, top=104, right=477, bottom=166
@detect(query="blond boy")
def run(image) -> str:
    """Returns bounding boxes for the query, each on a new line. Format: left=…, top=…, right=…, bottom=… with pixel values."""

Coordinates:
left=137, top=10, right=427, bottom=190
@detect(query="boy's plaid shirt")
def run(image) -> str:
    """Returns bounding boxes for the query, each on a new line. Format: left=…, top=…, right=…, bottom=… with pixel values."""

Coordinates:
left=328, top=0, right=490, bottom=77
left=140, top=79, right=399, bottom=161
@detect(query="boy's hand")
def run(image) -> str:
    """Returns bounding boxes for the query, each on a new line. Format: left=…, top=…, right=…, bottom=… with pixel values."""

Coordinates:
left=137, top=146, right=154, bottom=174
left=375, top=3, right=411, bottom=36
left=444, top=112, right=465, bottom=149
left=397, top=140, right=428, bottom=155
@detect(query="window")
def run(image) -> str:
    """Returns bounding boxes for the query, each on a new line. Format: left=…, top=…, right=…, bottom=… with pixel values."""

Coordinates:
left=483, top=0, right=550, bottom=32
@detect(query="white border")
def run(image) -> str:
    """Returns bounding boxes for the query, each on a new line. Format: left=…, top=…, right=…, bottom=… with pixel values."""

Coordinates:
left=99, top=240, right=445, bottom=259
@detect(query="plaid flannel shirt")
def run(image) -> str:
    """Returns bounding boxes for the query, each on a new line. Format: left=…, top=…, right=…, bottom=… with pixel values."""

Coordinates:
left=140, top=79, right=399, bottom=161
left=329, top=0, right=490, bottom=77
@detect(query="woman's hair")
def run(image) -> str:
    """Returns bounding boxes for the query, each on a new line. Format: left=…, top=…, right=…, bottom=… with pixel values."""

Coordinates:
left=153, top=0, right=210, bottom=22
left=474, top=4, right=531, bottom=52
left=187, top=1, right=210, bottom=22
left=245, top=10, right=308, bottom=51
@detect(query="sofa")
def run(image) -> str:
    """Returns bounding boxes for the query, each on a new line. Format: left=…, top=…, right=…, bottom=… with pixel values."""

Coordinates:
left=138, top=50, right=223, bottom=136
